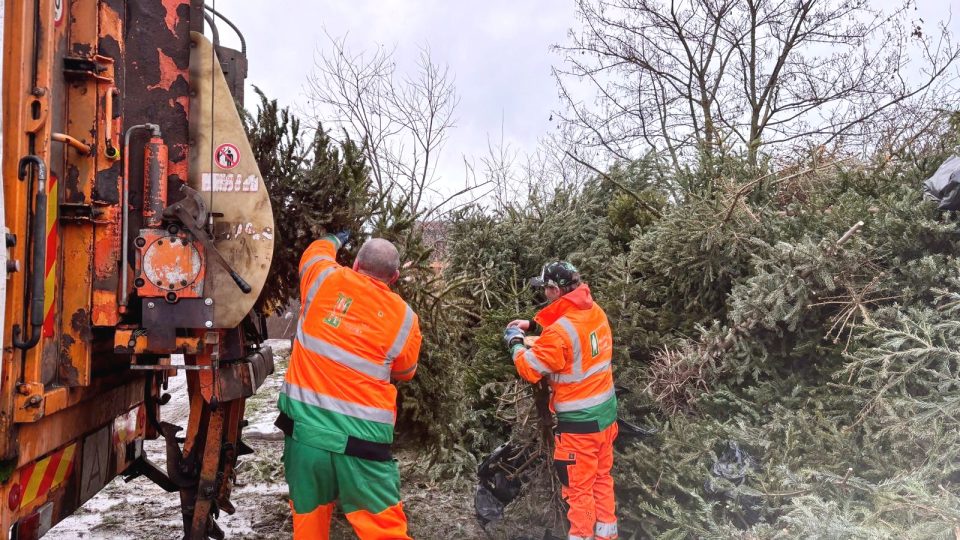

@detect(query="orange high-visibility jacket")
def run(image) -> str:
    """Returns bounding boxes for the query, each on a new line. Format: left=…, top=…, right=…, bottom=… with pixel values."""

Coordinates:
left=279, top=235, right=422, bottom=449
left=512, top=284, right=617, bottom=428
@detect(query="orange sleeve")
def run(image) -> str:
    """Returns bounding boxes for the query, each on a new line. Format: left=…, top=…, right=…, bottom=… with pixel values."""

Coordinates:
left=391, top=315, right=422, bottom=382
left=298, top=235, right=342, bottom=303
left=511, top=326, right=567, bottom=384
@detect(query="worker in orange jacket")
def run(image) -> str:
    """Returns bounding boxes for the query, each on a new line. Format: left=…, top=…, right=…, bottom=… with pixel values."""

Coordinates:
left=504, top=261, right=618, bottom=540
left=276, top=232, right=421, bottom=540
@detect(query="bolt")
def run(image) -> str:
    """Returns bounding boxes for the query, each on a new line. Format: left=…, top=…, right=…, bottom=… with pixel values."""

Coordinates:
left=147, top=302, right=156, bottom=309
left=7, top=260, right=20, bottom=273
left=204, top=298, right=213, bottom=306
left=134, top=237, right=146, bottom=248
left=204, top=320, right=213, bottom=328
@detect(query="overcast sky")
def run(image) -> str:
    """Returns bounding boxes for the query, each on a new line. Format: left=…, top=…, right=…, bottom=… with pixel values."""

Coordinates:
left=217, top=0, right=959, bottom=198
left=3, top=1, right=956, bottom=196
left=218, top=0, right=576, bottom=196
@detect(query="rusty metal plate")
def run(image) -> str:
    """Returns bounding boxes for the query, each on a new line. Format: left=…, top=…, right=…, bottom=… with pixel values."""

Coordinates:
left=79, top=426, right=111, bottom=502
left=188, top=33, right=274, bottom=328
left=142, top=298, right=213, bottom=329
left=136, top=229, right=204, bottom=300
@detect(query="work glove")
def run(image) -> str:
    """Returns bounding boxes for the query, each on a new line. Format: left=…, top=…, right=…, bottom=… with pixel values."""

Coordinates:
left=333, top=230, right=350, bottom=247
left=503, top=326, right=526, bottom=354
left=507, top=319, right=531, bottom=331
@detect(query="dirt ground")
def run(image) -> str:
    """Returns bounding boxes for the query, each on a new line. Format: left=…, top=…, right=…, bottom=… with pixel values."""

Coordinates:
left=46, top=340, right=499, bottom=540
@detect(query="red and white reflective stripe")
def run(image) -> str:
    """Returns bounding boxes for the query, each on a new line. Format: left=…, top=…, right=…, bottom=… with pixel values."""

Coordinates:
left=595, top=520, right=618, bottom=538
left=42, top=173, right=58, bottom=338
left=17, top=442, right=77, bottom=510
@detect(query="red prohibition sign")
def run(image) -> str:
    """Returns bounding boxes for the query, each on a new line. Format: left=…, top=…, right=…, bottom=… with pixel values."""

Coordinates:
left=214, top=143, right=241, bottom=170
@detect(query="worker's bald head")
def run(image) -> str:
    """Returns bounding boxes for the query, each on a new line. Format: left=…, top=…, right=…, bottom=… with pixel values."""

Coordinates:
left=354, top=238, right=401, bottom=284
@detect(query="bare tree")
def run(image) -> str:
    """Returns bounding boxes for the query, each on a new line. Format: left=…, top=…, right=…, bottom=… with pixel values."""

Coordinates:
left=306, top=34, right=460, bottom=215
left=457, top=124, right=601, bottom=215
left=554, top=0, right=960, bottom=176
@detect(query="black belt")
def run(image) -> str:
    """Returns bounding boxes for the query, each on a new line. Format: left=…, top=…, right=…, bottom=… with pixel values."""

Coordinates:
left=555, top=419, right=601, bottom=434
left=274, top=411, right=393, bottom=461
left=344, top=436, right=392, bottom=461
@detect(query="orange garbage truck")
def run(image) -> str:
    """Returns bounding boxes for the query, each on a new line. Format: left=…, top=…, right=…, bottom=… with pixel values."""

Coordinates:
left=0, top=1, right=276, bottom=538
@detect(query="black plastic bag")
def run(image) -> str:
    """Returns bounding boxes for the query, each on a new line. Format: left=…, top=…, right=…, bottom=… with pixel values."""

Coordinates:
left=475, top=442, right=536, bottom=526
left=474, top=483, right=506, bottom=526
left=704, top=440, right=763, bottom=527
left=617, top=418, right=660, bottom=442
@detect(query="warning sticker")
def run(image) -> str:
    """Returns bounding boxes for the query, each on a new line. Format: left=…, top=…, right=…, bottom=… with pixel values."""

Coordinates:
left=201, top=173, right=260, bottom=192
left=54, top=0, right=64, bottom=26
left=214, top=143, right=241, bottom=170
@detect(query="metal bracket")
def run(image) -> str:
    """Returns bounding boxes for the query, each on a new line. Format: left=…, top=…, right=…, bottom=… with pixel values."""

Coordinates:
left=13, top=383, right=45, bottom=423
left=124, top=457, right=181, bottom=493
left=62, top=55, right=115, bottom=83
left=163, top=185, right=252, bottom=294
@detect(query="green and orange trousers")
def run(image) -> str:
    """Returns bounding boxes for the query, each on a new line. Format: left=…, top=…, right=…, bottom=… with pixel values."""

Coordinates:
left=284, top=436, right=410, bottom=540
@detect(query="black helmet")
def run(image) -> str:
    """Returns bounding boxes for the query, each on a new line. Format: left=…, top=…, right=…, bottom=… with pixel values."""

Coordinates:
left=530, top=261, right=580, bottom=292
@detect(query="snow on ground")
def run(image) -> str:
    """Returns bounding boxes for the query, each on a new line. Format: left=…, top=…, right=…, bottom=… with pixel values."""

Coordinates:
left=48, top=340, right=293, bottom=540
left=47, top=338, right=488, bottom=539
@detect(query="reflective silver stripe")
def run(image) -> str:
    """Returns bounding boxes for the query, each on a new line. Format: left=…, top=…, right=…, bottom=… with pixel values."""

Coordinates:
left=297, top=267, right=336, bottom=331
left=555, top=317, right=583, bottom=376
left=299, top=255, right=335, bottom=278
left=296, top=323, right=392, bottom=381
left=518, top=349, right=551, bottom=375
left=385, top=305, right=415, bottom=367
left=281, top=381, right=394, bottom=424
left=550, top=360, right=611, bottom=384
left=595, top=521, right=617, bottom=537
left=568, top=535, right=593, bottom=540
left=303, top=267, right=336, bottom=313
left=391, top=364, right=417, bottom=377
left=554, top=386, right=616, bottom=412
